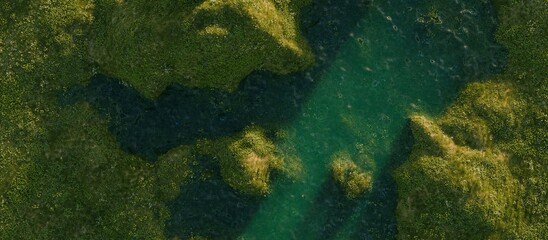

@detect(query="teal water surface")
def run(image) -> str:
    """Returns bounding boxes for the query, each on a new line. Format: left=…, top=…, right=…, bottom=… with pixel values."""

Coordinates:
left=241, top=0, right=503, bottom=239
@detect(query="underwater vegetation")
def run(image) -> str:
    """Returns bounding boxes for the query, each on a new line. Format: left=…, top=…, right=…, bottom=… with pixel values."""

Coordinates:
left=330, top=151, right=373, bottom=200
left=395, top=0, right=547, bottom=238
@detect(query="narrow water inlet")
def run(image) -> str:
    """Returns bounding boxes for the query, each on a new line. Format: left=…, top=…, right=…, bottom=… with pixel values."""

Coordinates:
left=62, top=0, right=505, bottom=239
left=241, top=0, right=504, bottom=239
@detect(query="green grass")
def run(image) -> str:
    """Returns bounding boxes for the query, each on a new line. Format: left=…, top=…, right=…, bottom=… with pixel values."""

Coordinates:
left=90, top=0, right=314, bottom=98
left=192, top=126, right=299, bottom=196
left=0, top=0, right=312, bottom=237
left=394, top=0, right=548, bottom=238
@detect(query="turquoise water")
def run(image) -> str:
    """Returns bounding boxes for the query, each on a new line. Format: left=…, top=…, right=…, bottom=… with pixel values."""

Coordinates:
left=67, top=0, right=505, bottom=239
left=242, top=0, right=503, bottom=239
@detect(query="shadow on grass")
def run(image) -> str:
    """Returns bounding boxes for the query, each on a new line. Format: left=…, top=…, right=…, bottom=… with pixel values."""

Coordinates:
left=62, top=0, right=371, bottom=161
left=60, top=0, right=372, bottom=239
left=350, top=120, right=414, bottom=240
left=165, top=155, right=262, bottom=240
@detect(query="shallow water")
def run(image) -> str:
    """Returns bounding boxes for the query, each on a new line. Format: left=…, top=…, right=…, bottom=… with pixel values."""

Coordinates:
left=66, top=0, right=505, bottom=239
left=241, top=0, right=503, bottom=239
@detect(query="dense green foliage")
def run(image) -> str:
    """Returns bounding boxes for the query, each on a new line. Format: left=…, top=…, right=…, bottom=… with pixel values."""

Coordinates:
left=0, top=0, right=311, bottom=238
left=0, top=2, right=172, bottom=234
left=395, top=0, right=547, bottom=238
left=91, top=0, right=314, bottom=98
left=1, top=104, right=169, bottom=239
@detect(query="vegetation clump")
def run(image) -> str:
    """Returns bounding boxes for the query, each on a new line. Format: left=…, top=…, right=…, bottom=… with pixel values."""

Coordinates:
left=91, top=0, right=314, bottom=98
left=395, top=0, right=547, bottom=238
left=157, top=126, right=299, bottom=197
left=196, top=126, right=292, bottom=196
left=331, top=152, right=373, bottom=200
left=396, top=115, right=520, bottom=239
left=222, top=127, right=283, bottom=196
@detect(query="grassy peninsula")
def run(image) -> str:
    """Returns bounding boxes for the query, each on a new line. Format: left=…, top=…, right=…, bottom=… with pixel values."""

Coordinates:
left=395, top=0, right=547, bottom=238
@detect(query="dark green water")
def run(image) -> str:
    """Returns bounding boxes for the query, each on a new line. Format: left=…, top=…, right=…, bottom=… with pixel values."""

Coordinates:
left=66, top=0, right=505, bottom=239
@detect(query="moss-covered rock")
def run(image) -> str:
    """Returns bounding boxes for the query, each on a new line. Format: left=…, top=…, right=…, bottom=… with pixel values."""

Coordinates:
left=395, top=0, right=547, bottom=238
left=91, top=0, right=314, bottom=98
left=396, top=115, right=520, bottom=239
left=194, top=126, right=293, bottom=196
left=222, top=127, right=283, bottom=196
left=330, top=151, right=373, bottom=200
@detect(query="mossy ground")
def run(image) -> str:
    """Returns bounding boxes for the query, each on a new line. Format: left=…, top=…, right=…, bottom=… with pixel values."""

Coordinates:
left=2, top=0, right=545, bottom=238
left=395, top=0, right=547, bottom=238
left=91, top=0, right=314, bottom=98
left=0, top=0, right=309, bottom=238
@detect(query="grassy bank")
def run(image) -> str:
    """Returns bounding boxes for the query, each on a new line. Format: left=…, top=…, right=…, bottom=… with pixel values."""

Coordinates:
left=394, top=0, right=547, bottom=238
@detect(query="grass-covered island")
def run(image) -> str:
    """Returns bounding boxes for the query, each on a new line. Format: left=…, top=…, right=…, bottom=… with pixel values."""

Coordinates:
left=161, top=126, right=301, bottom=196
left=394, top=0, right=547, bottom=238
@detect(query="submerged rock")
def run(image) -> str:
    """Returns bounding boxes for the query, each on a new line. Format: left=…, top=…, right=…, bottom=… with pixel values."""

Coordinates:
left=330, top=151, right=373, bottom=200
left=91, top=0, right=314, bottom=98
